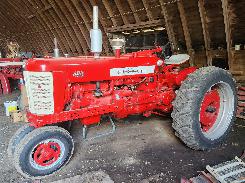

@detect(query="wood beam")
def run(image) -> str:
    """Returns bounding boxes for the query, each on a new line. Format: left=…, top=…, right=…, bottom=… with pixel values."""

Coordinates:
left=46, top=0, right=79, bottom=55
left=43, top=0, right=74, bottom=55
left=177, top=0, right=194, bottom=66
left=114, top=0, right=130, bottom=25
left=102, top=0, right=117, bottom=26
left=127, top=0, right=141, bottom=23
left=35, top=0, right=70, bottom=54
left=221, top=0, right=233, bottom=71
left=59, top=0, right=89, bottom=55
left=2, top=1, right=37, bottom=51
left=159, top=0, right=178, bottom=51
left=21, top=0, right=55, bottom=52
left=142, top=0, right=154, bottom=21
left=54, top=0, right=86, bottom=55
left=107, top=19, right=164, bottom=33
left=198, top=0, right=211, bottom=66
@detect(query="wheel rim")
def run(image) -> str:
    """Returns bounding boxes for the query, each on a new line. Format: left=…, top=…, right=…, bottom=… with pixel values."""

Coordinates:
left=200, top=89, right=220, bottom=132
left=30, top=139, right=65, bottom=170
left=199, top=81, right=234, bottom=140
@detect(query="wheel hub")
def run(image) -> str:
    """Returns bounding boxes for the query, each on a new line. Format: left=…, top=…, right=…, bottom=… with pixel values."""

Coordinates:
left=33, top=142, right=61, bottom=167
left=200, top=89, right=220, bottom=132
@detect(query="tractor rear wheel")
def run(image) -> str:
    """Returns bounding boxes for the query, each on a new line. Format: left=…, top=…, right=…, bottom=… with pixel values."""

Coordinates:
left=13, top=126, right=74, bottom=178
left=172, top=66, right=237, bottom=150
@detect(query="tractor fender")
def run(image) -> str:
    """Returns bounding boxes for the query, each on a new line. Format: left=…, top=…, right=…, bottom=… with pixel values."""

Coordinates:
left=0, top=72, right=11, bottom=95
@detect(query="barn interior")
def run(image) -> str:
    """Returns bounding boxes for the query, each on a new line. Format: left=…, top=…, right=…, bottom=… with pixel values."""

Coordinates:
left=0, top=0, right=245, bottom=182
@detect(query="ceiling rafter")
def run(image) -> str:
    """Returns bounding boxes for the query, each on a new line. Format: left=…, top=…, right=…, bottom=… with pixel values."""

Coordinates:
left=45, top=0, right=76, bottom=55
left=159, top=0, right=178, bottom=50
left=221, top=0, right=233, bottom=70
left=0, top=1, right=34, bottom=50
left=177, top=0, right=194, bottom=66
left=142, top=0, right=154, bottom=21
left=198, top=0, right=211, bottom=66
left=51, top=0, right=83, bottom=55
left=63, top=1, right=91, bottom=54
left=127, top=0, right=141, bottom=23
left=40, top=0, right=72, bottom=54
left=27, top=0, right=67, bottom=53
left=14, top=0, right=49, bottom=52
left=114, top=0, right=130, bottom=25
left=55, top=0, right=87, bottom=55
left=102, top=0, right=118, bottom=26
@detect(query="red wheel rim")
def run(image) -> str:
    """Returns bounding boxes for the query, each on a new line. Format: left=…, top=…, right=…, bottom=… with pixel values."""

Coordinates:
left=200, top=88, right=220, bottom=132
left=33, top=142, right=61, bottom=167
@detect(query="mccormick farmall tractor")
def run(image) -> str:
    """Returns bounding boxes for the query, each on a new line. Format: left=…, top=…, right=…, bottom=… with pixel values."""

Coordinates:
left=8, top=6, right=237, bottom=178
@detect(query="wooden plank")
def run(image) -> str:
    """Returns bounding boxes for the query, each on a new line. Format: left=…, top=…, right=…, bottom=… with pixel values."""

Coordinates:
left=107, top=19, right=164, bottom=33
left=177, top=0, right=194, bottom=66
left=142, top=0, right=154, bottom=21
left=127, top=0, right=141, bottom=23
left=52, top=0, right=84, bottom=56
left=159, top=0, right=178, bottom=51
left=102, top=0, right=117, bottom=26
left=36, top=0, right=71, bottom=54
left=43, top=0, right=75, bottom=55
left=198, top=0, right=211, bottom=66
left=114, top=0, right=130, bottom=25
left=63, top=0, right=91, bottom=54
left=5, top=0, right=47, bottom=52
left=221, top=0, right=233, bottom=71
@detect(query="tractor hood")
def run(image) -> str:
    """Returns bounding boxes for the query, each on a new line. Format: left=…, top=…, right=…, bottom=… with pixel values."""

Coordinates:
left=24, top=51, right=162, bottom=83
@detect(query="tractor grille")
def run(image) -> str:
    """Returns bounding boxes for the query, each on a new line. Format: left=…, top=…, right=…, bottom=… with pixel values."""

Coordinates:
left=23, top=71, right=54, bottom=115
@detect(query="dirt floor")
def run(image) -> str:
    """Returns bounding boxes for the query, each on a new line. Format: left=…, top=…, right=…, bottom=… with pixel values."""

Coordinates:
left=0, top=91, right=245, bottom=183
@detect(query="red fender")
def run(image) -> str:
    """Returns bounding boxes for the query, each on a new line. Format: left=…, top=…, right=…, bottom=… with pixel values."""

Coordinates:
left=175, top=67, right=197, bottom=85
left=0, top=73, right=11, bottom=95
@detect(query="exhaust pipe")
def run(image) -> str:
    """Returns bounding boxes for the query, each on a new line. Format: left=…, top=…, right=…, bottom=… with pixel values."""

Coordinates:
left=53, top=38, right=60, bottom=58
left=90, top=6, right=102, bottom=59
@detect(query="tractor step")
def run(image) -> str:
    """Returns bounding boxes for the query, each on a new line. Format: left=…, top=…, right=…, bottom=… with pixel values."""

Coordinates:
left=206, top=156, right=245, bottom=183
left=82, top=116, right=116, bottom=141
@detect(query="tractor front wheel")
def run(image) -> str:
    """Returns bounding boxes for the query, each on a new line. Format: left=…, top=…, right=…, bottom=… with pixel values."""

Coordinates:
left=13, top=126, right=74, bottom=178
left=7, top=124, right=35, bottom=159
left=172, top=66, right=237, bottom=150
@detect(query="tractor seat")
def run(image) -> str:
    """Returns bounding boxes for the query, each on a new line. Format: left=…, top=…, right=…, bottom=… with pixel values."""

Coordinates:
left=164, top=54, right=190, bottom=65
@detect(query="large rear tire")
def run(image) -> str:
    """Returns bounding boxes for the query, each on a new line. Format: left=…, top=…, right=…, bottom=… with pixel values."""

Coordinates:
left=171, top=66, right=237, bottom=150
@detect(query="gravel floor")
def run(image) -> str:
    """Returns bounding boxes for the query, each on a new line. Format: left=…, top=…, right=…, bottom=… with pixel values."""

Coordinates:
left=0, top=91, right=245, bottom=183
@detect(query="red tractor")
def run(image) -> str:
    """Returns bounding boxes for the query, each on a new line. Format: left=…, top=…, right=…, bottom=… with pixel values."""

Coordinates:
left=0, top=58, right=23, bottom=95
left=8, top=6, right=237, bottom=178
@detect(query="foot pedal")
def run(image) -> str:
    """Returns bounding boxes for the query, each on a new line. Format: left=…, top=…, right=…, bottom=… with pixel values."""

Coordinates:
left=206, top=156, right=245, bottom=183
left=82, top=116, right=116, bottom=141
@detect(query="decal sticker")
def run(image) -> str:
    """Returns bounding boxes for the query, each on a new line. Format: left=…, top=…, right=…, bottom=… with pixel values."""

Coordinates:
left=73, top=70, right=84, bottom=77
left=110, top=65, right=155, bottom=76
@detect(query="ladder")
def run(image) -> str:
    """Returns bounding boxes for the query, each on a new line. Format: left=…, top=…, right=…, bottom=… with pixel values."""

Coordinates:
left=206, top=156, right=245, bottom=183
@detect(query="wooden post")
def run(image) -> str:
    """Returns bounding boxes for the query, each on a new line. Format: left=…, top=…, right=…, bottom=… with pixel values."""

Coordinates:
left=198, top=0, right=211, bottom=66
left=177, top=0, right=194, bottom=66
left=221, top=0, right=233, bottom=71
left=159, top=0, right=178, bottom=51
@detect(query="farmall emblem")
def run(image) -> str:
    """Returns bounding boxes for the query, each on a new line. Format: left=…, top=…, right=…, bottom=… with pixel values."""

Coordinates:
left=73, top=71, right=84, bottom=77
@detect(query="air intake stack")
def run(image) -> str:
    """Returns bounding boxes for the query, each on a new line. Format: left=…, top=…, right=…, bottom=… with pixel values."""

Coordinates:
left=53, top=38, right=60, bottom=58
left=90, top=6, right=102, bottom=59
